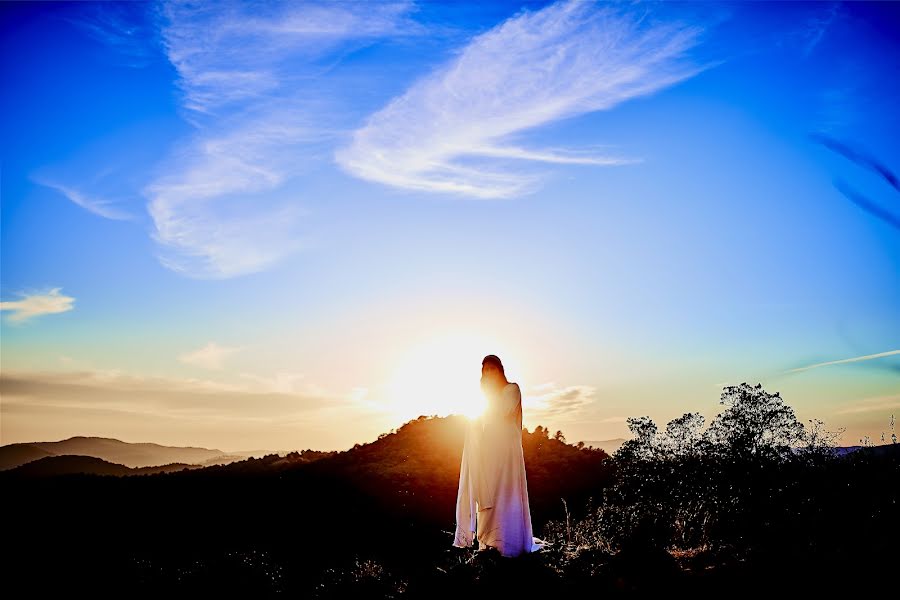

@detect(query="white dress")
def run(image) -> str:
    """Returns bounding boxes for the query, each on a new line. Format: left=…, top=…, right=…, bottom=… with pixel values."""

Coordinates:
left=453, top=381, right=546, bottom=557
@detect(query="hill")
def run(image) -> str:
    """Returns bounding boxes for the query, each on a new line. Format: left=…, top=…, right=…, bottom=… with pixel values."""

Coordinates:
left=131, top=415, right=612, bottom=520
left=0, top=443, right=56, bottom=470
left=2, top=412, right=897, bottom=597
left=3, top=454, right=200, bottom=477
left=0, top=436, right=274, bottom=470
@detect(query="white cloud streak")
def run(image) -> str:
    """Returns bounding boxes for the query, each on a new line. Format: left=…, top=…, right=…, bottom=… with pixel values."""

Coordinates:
left=32, top=178, right=133, bottom=221
left=0, top=288, right=76, bottom=324
left=63, top=0, right=160, bottom=68
left=143, top=0, right=421, bottom=279
left=799, top=1, right=841, bottom=58
left=336, top=0, right=716, bottom=198
left=787, top=350, right=900, bottom=374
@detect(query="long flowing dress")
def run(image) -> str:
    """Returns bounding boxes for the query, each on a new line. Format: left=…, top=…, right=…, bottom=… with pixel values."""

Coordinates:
left=453, top=381, right=546, bottom=557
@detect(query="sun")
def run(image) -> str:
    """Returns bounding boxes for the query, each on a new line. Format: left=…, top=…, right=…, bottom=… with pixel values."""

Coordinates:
left=387, top=333, right=498, bottom=423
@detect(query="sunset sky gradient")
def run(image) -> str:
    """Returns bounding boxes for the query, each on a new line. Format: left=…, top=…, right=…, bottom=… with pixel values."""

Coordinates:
left=2, top=0, right=898, bottom=452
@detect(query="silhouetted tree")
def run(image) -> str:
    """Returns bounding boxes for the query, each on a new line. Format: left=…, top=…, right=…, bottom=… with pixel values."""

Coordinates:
left=705, top=382, right=804, bottom=460
left=797, top=418, right=845, bottom=465
left=663, top=412, right=706, bottom=457
left=615, top=416, right=660, bottom=461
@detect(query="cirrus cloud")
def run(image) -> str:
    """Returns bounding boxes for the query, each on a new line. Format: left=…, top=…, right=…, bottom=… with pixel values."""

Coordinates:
left=142, top=0, right=424, bottom=279
left=524, top=381, right=598, bottom=418
left=786, top=349, right=900, bottom=374
left=30, top=178, right=134, bottom=221
left=336, top=0, right=720, bottom=198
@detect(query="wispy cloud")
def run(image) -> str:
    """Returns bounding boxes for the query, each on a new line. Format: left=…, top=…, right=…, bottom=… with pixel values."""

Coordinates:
left=524, top=381, right=597, bottom=417
left=237, top=371, right=320, bottom=395
left=815, top=84, right=858, bottom=135
left=31, top=178, right=133, bottom=220
left=799, top=1, right=841, bottom=58
left=158, top=1, right=422, bottom=116
left=596, top=415, right=628, bottom=424
left=0, top=288, right=76, bottom=324
left=0, top=367, right=361, bottom=450
left=786, top=350, right=900, bottom=374
left=336, top=0, right=717, bottom=198
left=834, top=393, right=900, bottom=416
left=138, top=0, right=422, bottom=279
left=63, top=1, right=161, bottom=68
left=178, top=342, right=243, bottom=370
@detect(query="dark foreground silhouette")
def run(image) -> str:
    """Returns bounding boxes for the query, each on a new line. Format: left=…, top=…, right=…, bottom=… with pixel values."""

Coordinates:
left=3, top=382, right=897, bottom=597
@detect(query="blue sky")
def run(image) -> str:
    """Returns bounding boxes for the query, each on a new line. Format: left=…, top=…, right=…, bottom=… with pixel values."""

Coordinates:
left=1, top=0, right=898, bottom=451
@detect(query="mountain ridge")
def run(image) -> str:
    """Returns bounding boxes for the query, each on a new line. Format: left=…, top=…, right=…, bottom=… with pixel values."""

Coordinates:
left=2, top=454, right=202, bottom=477
left=0, top=436, right=284, bottom=471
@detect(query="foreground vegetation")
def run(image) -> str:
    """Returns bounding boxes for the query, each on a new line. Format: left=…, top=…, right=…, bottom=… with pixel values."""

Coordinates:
left=4, top=383, right=897, bottom=597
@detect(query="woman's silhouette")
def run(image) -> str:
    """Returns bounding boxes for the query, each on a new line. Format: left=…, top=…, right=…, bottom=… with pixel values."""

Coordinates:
left=453, top=354, right=546, bottom=557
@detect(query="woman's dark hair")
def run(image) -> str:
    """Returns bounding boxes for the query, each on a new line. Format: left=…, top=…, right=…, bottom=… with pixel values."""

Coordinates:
left=482, top=354, right=505, bottom=377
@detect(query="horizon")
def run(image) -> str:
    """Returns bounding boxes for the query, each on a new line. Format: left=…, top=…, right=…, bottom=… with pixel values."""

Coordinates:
left=2, top=0, right=899, bottom=452
left=1, top=420, right=632, bottom=456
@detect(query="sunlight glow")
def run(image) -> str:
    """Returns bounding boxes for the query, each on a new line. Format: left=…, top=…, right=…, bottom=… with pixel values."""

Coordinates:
left=387, top=332, right=507, bottom=423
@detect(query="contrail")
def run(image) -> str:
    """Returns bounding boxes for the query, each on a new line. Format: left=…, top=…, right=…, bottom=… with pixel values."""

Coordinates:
left=786, top=350, right=900, bottom=374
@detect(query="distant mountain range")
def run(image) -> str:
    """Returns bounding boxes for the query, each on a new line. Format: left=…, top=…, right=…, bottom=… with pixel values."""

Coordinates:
left=2, top=432, right=886, bottom=478
left=1, top=419, right=604, bottom=481
left=577, top=438, right=888, bottom=458
left=6, top=454, right=202, bottom=477
left=0, top=436, right=286, bottom=471
left=3, top=414, right=897, bottom=597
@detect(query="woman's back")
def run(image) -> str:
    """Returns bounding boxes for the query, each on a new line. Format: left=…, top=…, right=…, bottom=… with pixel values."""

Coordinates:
left=454, top=382, right=545, bottom=557
left=482, top=381, right=522, bottom=429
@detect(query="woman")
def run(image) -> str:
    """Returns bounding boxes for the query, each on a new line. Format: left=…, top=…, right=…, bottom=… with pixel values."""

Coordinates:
left=453, top=354, right=546, bottom=557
